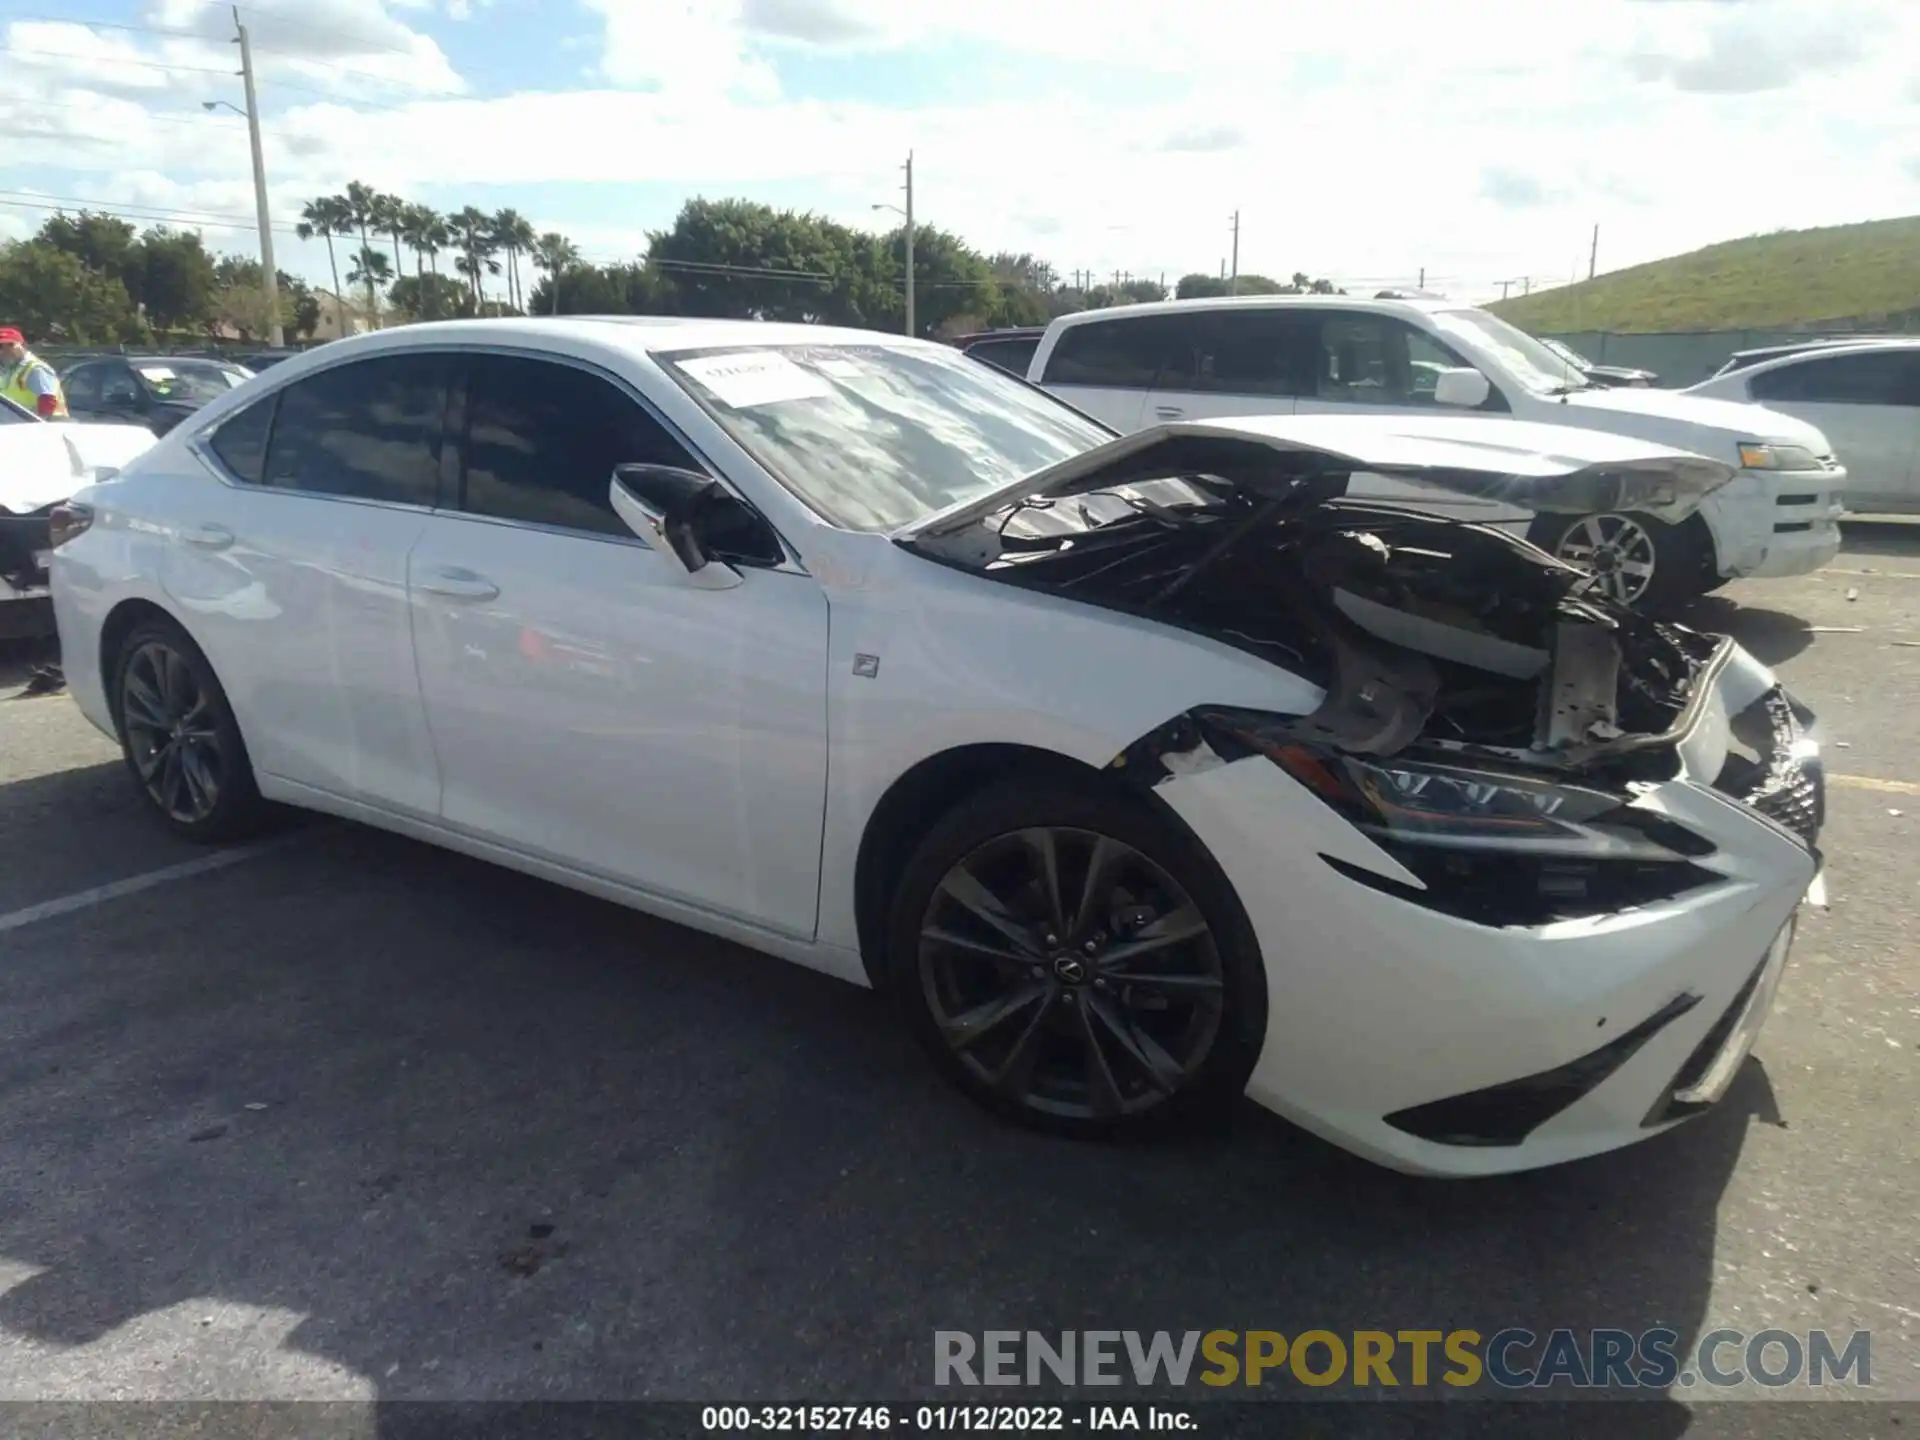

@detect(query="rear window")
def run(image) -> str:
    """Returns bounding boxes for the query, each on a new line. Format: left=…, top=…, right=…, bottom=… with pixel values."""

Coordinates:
left=1040, top=314, right=1193, bottom=390
left=962, top=336, right=1041, bottom=377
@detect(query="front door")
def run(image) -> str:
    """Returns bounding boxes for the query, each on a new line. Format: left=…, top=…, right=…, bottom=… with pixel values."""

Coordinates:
left=407, top=352, right=831, bottom=939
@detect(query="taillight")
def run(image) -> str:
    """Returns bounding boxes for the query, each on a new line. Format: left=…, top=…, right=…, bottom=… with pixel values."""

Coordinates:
left=47, top=502, right=94, bottom=550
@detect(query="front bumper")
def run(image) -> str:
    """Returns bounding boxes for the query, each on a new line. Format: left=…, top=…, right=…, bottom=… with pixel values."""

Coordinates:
left=1156, top=645, right=1821, bottom=1176
left=1701, top=466, right=1844, bottom=580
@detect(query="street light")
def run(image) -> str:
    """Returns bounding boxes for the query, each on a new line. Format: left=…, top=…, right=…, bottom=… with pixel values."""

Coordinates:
left=871, top=149, right=914, bottom=337
left=203, top=7, right=282, bottom=346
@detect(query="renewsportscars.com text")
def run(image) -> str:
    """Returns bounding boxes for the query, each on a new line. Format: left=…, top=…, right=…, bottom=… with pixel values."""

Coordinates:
left=934, top=1328, right=1871, bottom=1391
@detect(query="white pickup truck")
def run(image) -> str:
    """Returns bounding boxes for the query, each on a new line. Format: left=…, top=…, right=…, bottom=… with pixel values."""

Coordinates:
left=1025, top=295, right=1845, bottom=608
left=0, top=396, right=156, bottom=639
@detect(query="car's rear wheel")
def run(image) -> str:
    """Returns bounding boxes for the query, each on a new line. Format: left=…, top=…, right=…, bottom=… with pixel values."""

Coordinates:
left=886, top=777, right=1267, bottom=1138
left=1529, top=511, right=1715, bottom=612
left=114, top=617, right=265, bottom=842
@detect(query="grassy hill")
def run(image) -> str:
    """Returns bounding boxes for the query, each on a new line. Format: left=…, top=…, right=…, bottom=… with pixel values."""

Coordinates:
left=1491, top=215, right=1920, bottom=333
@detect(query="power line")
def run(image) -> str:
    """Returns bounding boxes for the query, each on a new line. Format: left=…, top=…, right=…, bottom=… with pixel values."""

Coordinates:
left=0, top=44, right=240, bottom=77
left=0, top=2, right=446, bottom=65
left=0, top=189, right=303, bottom=236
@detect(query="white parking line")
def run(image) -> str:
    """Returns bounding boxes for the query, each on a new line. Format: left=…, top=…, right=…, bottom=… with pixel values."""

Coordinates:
left=0, top=837, right=295, bottom=936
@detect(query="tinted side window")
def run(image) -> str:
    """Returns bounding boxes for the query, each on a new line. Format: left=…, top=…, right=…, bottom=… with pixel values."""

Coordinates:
left=1189, top=310, right=1319, bottom=397
left=1042, top=315, right=1193, bottom=389
left=99, top=365, right=141, bottom=407
left=262, top=354, right=449, bottom=504
left=64, top=364, right=101, bottom=408
left=1316, top=314, right=1470, bottom=406
left=963, top=337, right=1041, bottom=376
left=1749, top=351, right=1914, bottom=406
left=208, top=396, right=277, bottom=485
left=460, top=355, right=702, bottom=539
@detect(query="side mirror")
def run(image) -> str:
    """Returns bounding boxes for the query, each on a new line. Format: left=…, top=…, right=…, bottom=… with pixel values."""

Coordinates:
left=609, top=464, right=746, bottom=590
left=1432, top=367, right=1492, bottom=409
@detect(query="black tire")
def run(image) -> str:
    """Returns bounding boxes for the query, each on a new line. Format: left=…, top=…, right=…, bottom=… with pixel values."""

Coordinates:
left=112, top=616, right=266, bottom=842
left=885, top=775, right=1268, bottom=1139
left=1528, top=511, right=1716, bottom=613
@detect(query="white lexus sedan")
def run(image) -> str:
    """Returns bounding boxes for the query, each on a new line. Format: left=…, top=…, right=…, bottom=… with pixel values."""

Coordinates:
left=48, top=319, right=1824, bottom=1176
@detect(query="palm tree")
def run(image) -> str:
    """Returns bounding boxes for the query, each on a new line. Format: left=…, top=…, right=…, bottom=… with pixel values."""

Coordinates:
left=451, top=206, right=497, bottom=308
left=400, top=203, right=444, bottom=317
left=346, top=244, right=394, bottom=321
left=296, top=196, right=350, bottom=330
left=342, top=181, right=382, bottom=326
left=531, top=231, right=581, bottom=316
left=491, top=208, right=536, bottom=312
left=373, top=192, right=408, bottom=285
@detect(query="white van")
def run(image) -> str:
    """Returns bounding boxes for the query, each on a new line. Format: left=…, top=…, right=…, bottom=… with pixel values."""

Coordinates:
left=1028, top=296, right=1844, bottom=607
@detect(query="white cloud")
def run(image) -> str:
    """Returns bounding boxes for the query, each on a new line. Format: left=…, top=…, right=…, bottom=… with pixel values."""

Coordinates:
left=5, top=0, right=1919, bottom=304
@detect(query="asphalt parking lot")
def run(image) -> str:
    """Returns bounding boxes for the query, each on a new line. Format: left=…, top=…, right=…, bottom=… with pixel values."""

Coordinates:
left=1, top=527, right=1917, bottom=1431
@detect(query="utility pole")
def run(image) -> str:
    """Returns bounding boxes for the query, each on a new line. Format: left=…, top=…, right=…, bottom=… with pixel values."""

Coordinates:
left=1499, top=279, right=1513, bottom=301
left=1588, top=223, right=1599, bottom=282
left=1417, top=266, right=1425, bottom=288
left=1228, top=210, right=1240, bottom=295
left=902, top=150, right=915, bottom=337
left=1522, top=277, right=1531, bottom=296
left=233, top=6, right=282, bottom=346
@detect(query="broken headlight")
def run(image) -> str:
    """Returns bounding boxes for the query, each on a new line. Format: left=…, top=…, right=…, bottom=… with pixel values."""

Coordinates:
left=1207, top=711, right=1712, bottom=861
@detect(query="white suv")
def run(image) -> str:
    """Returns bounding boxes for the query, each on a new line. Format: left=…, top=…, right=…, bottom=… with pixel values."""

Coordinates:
left=1028, top=296, right=1844, bottom=608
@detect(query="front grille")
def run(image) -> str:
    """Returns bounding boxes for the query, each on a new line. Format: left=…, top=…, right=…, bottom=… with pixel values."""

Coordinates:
left=1712, top=688, right=1824, bottom=847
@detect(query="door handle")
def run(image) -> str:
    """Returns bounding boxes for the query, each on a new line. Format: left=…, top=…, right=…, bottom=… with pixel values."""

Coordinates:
left=182, top=523, right=235, bottom=551
left=1154, top=405, right=1185, bottom=419
left=417, top=566, right=500, bottom=602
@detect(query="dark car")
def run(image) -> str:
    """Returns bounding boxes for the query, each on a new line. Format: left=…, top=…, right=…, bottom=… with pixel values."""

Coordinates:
left=953, top=326, right=1047, bottom=378
left=60, top=355, right=252, bottom=436
left=1537, top=337, right=1658, bottom=388
left=230, top=349, right=299, bottom=371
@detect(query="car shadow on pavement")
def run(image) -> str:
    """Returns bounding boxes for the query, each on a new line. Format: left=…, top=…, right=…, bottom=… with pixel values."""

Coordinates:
left=0, top=812, right=1772, bottom=1430
left=1837, top=518, right=1920, bottom=561
left=1680, top=597, right=1816, bottom=667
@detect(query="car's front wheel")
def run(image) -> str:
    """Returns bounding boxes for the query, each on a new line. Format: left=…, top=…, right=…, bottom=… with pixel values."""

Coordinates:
left=1529, top=511, right=1716, bottom=612
left=886, top=776, right=1267, bottom=1138
left=113, top=616, right=265, bottom=842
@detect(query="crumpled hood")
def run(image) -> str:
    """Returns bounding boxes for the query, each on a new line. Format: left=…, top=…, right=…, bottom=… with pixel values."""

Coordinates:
left=0, top=421, right=156, bottom=514
left=899, top=412, right=1736, bottom=542
left=1560, top=386, right=1831, bottom=452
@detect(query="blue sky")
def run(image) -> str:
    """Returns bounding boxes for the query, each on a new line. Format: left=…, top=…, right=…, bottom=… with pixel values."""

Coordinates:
left=3, top=0, right=1918, bottom=305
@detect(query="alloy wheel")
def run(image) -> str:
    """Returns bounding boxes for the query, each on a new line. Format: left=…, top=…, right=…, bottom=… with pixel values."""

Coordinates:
left=121, top=640, right=225, bottom=825
left=1554, top=513, right=1658, bottom=605
left=917, top=827, right=1225, bottom=1120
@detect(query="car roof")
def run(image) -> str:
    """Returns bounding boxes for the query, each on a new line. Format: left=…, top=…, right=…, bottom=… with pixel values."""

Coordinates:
left=1728, top=338, right=1920, bottom=375
left=283, top=316, right=938, bottom=363
left=1044, top=294, right=1457, bottom=331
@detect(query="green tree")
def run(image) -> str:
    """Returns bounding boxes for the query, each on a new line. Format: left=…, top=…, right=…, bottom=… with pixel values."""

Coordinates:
left=35, top=212, right=143, bottom=301
left=297, top=196, right=352, bottom=318
left=0, top=240, right=139, bottom=343
left=389, top=272, right=471, bottom=321
left=880, top=224, right=997, bottom=338
left=647, top=198, right=870, bottom=323
left=346, top=244, right=393, bottom=315
left=528, top=259, right=673, bottom=317
left=372, top=192, right=408, bottom=285
left=399, top=204, right=447, bottom=316
left=138, top=227, right=218, bottom=333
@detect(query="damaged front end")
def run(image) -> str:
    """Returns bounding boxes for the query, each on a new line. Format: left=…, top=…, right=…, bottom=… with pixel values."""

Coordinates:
left=901, top=417, right=1818, bottom=927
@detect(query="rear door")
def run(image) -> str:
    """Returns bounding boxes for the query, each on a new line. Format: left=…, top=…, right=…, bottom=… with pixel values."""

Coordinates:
left=1033, top=313, right=1194, bottom=432
left=1747, top=350, right=1920, bottom=514
left=165, top=352, right=450, bottom=816
left=1146, top=306, right=1313, bottom=423
left=62, top=362, right=103, bottom=418
left=1292, top=309, right=1527, bottom=523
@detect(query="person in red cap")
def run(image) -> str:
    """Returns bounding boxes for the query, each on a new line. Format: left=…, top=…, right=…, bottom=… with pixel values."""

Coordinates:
left=0, top=327, right=69, bottom=418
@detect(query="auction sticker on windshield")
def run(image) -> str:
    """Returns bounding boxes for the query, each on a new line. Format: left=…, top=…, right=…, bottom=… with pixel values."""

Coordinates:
left=677, top=351, right=833, bottom=408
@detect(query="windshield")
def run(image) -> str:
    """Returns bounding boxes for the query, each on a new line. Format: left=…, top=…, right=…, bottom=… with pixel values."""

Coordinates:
left=1430, top=309, right=1589, bottom=394
left=1540, top=337, right=1594, bottom=370
left=659, top=342, right=1110, bottom=531
left=135, top=361, right=250, bottom=405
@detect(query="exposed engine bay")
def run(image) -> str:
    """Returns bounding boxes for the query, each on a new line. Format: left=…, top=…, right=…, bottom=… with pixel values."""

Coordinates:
left=907, top=443, right=1720, bottom=779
